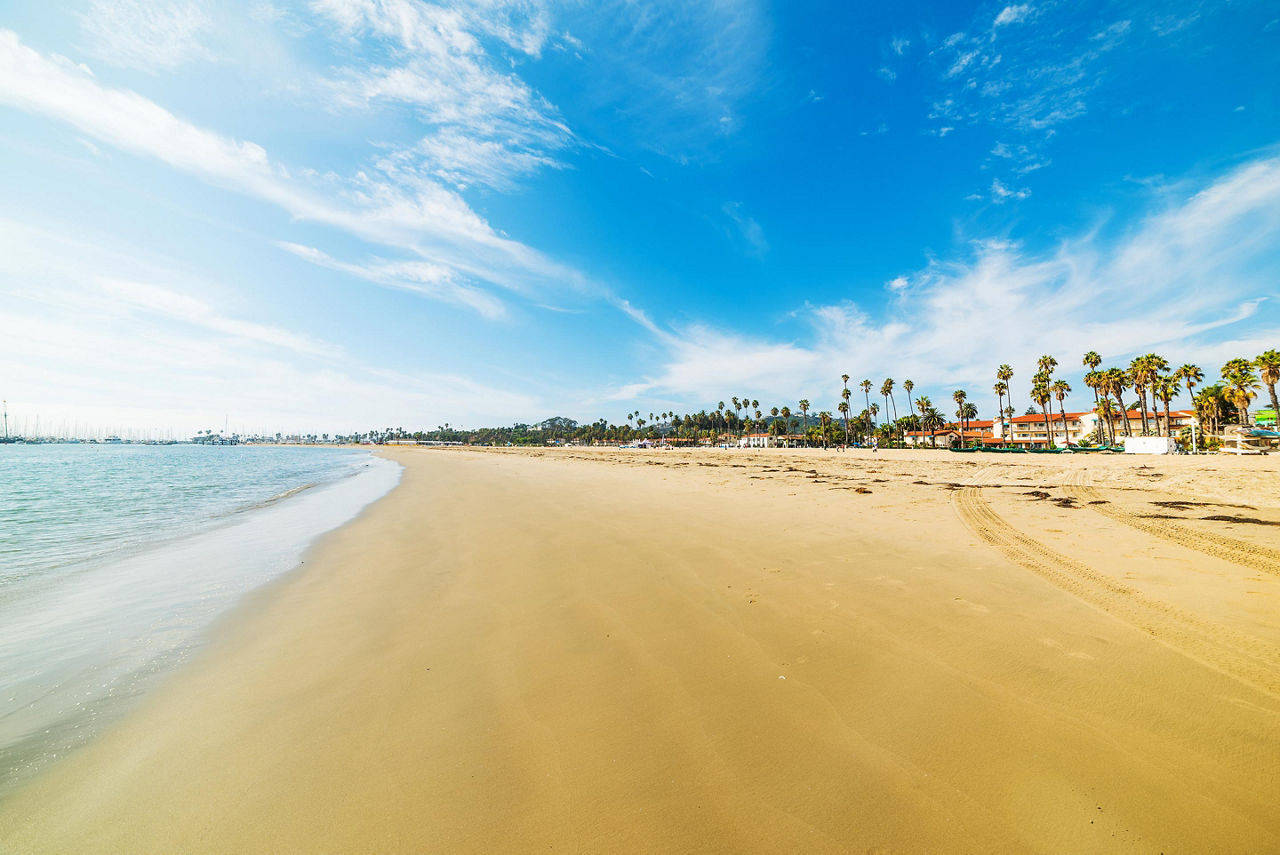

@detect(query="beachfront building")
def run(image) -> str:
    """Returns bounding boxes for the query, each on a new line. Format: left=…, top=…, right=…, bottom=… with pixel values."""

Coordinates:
left=903, top=419, right=999, bottom=448
left=1004, top=409, right=1197, bottom=448
left=738, top=432, right=807, bottom=448
left=1004, top=412, right=1097, bottom=448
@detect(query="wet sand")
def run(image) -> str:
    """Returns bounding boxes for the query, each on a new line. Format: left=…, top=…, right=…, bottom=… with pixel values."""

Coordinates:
left=2, top=446, right=1279, bottom=852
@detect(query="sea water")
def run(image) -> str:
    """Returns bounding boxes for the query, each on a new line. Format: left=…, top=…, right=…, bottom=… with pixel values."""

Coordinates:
left=0, top=443, right=401, bottom=793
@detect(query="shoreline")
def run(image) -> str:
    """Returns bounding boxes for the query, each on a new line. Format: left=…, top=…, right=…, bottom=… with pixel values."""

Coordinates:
left=2, top=446, right=1278, bottom=851
left=0, top=447, right=400, bottom=799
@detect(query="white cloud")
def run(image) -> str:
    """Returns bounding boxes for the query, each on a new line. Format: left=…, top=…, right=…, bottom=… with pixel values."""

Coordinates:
left=79, top=0, right=211, bottom=72
left=721, top=202, right=769, bottom=258
left=0, top=219, right=539, bottom=434
left=276, top=242, right=507, bottom=319
left=891, top=37, right=911, bottom=55
left=314, top=0, right=575, bottom=192
left=0, top=29, right=587, bottom=313
left=993, top=5, right=1032, bottom=28
left=612, top=154, right=1280, bottom=415
left=990, top=177, right=1030, bottom=202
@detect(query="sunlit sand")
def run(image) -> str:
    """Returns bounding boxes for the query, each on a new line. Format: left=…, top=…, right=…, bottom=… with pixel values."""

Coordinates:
left=2, top=446, right=1278, bottom=852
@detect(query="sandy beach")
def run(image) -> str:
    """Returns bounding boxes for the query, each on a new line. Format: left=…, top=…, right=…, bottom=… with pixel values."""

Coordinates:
left=2, top=446, right=1279, bottom=852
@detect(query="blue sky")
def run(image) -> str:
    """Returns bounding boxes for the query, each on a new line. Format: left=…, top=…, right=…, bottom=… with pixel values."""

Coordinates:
left=1, top=0, right=1277, bottom=436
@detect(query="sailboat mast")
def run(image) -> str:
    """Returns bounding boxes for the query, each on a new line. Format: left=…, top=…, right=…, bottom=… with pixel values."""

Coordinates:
left=3, top=400, right=8, bottom=440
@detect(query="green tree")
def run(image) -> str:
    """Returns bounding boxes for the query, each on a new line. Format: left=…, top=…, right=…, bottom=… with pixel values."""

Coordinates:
left=1051, top=379, right=1072, bottom=444
left=1256, top=350, right=1280, bottom=422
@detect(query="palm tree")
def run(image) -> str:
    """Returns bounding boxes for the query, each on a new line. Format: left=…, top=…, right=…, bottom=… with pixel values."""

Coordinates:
left=921, top=406, right=944, bottom=447
left=840, top=386, right=852, bottom=443
left=1154, top=375, right=1177, bottom=437
left=779, top=406, right=792, bottom=443
left=961, top=402, right=978, bottom=443
left=1032, top=380, right=1053, bottom=448
left=860, top=379, right=873, bottom=430
left=993, top=381, right=1008, bottom=443
left=914, top=395, right=931, bottom=445
left=1082, top=350, right=1102, bottom=442
left=1222, top=361, right=1260, bottom=424
left=1256, top=350, right=1280, bottom=422
left=886, top=379, right=900, bottom=443
left=1174, top=363, right=1204, bottom=450
left=901, top=381, right=911, bottom=445
left=798, top=399, right=810, bottom=445
left=1194, top=384, right=1229, bottom=438
left=818, top=411, right=833, bottom=448
left=1128, top=357, right=1152, bottom=434
left=997, top=364, right=1015, bottom=417
left=837, top=401, right=850, bottom=445
left=1051, top=379, right=1071, bottom=445
left=1104, top=368, right=1131, bottom=438
left=869, top=402, right=879, bottom=436
left=952, top=389, right=967, bottom=437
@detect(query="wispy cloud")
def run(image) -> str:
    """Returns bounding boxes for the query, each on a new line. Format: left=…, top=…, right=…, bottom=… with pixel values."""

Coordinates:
left=721, top=201, right=769, bottom=258
left=79, top=0, right=212, bottom=72
left=0, top=28, right=586, bottom=314
left=561, top=0, right=770, bottom=159
left=0, top=219, right=539, bottom=432
left=314, top=0, right=576, bottom=192
left=993, top=5, right=1033, bottom=28
left=276, top=242, right=507, bottom=319
left=610, top=153, right=1280, bottom=411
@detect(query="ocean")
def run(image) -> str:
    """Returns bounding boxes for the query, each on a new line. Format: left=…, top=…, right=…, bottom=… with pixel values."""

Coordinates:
left=0, top=443, right=400, bottom=793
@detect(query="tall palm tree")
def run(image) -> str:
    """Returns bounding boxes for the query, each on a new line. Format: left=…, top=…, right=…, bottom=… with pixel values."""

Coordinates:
left=880, top=379, right=895, bottom=442
left=1032, top=380, right=1053, bottom=448
left=961, top=402, right=978, bottom=440
left=952, top=389, right=967, bottom=436
left=1082, top=351, right=1102, bottom=442
left=841, top=386, right=852, bottom=442
left=860, top=380, right=873, bottom=430
left=1104, top=368, right=1131, bottom=437
left=779, top=406, right=792, bottom=443
left=1174, top=363, right=1204, bottom=450
left=993, top=381, right=1009, bottom=444
left=997, top=364, right=1014, bottom=413
left=1154, top=375, right=1177, bottom=437
left=1256, top=350, right=1280, bottom=422
left=1051, top=379, right=1071, bottom=445
left=902, top=379, right=915, bottom=427
left=914, top=395, right=931, bottom=445
left=798, top=399, right=810, bottom=445
left=837, top=401, right=850, bottom=445
left=1128, top=357, right=1152, bottom=435
left=818, top=411, right=833, bottom=448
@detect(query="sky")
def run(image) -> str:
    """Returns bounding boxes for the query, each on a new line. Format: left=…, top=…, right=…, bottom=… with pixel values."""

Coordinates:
left=1, top=0, right=1278, bottom=437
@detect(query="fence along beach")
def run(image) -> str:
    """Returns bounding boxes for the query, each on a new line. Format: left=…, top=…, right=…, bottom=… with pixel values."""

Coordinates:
left=1, top=445, right=1278, bottom=852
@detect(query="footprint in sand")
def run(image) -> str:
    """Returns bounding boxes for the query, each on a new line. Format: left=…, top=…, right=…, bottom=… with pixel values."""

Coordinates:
left=1040, top=637, right=1094, bottom=660
left=952, top=597, right=990, bottom=614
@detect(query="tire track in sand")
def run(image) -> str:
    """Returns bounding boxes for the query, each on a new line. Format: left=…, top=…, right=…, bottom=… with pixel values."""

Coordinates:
left=952, top=485, right=1280, bottom=699
left=1065, top=472, right=1280, bottom=578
